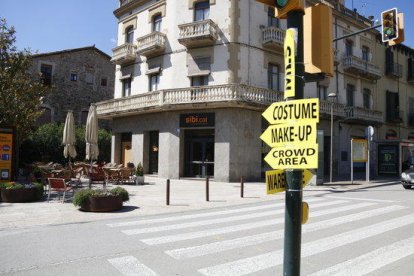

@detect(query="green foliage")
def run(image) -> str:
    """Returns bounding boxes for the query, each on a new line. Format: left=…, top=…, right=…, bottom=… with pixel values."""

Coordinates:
left=0, top=182, right=24, bottom=189
left=73, top=187, right=129, bottom=206
left=33, top=182, right=44, bottom=200
left=0, top=182, right=43, bottom=200
left=110, top=187, right=129, bottom=202
left=135, top=162, right=144, bottom=176
left=0, top=18, right=49, bottom=143
left=19, top=123, right=112, bottom=166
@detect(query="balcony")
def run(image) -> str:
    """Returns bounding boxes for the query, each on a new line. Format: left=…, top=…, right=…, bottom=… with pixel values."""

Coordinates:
left=342, top=55, right=382, bottom=80
left=178, top=19, right=218, bottom=48
left=386, top=109, right=404, bottom=124
left=95, top=84, right=283, bottom=119
left=111, top=43, right=137, bottom=65
left=343, top=106, right=383, bottom=125
left=262, top=26, right=285, bottom=51
left=319, top=100, right=345, bottom=118
left=386, top=63, right=403, bottom=78
left=136, top=32, right=167, bottom=58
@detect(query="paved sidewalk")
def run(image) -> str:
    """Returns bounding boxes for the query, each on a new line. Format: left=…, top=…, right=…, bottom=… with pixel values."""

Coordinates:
left=0, top=175, right=400, bottom=230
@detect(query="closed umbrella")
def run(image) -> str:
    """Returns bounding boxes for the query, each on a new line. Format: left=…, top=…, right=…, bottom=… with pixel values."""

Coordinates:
left=63, top=111, right=77, bottom=164
left=85, top=105, right=99, bottom=188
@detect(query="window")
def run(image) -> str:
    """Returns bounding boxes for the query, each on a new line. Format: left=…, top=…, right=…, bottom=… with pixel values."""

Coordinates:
left=317, top=84, right=327, bottom=100
left=385, top=48, right=394, bottom=74
left=122, top=78, right=131, bottom=97
left=386, top=90, right=400, bottom=122
left=101, top=78, right=107, bottom=86
left=194, top=1, right=210, bottom=21
left=268, top=7, right=279, bottom=27
left=152, top=14, right=162, bottom=32
left=407, top=58, right=414, bottom=81
left=191, top=75, right=208, bottom=86
left=363, top=88, right=371, bottom=109
left=345, top=40, right=353, bottom=56
left=40, top=64, right=52, bottom=86
left=149, top=74, right=160, bottom=92
left=125, top=26, right=134, bottom=43
left=362, top=46, right=369, bottom=62
left=85, top=73, right=94, bottom=85
left=268, top=63, right=279, bottom=91
left=346, top=84, right=354, bottom=106
left=70, top=73, right=78, bottom=81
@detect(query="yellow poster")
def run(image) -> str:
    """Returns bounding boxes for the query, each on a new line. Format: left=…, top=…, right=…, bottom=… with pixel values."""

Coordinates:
left=0, top=133, right=13, bottom=182
left=352, top=139, right=368, bottom=162
left=284, top=28, right=296, bottom=99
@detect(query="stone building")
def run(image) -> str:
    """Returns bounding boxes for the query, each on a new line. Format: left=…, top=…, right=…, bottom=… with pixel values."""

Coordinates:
left=32, top=46, right=115, bottom=126
left=95, top=0, right=413, bottom=181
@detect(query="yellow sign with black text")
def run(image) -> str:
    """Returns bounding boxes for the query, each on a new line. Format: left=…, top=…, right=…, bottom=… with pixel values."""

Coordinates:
left=266, top=169, right=313, bottom=194
left=264, top=144, right=318, bottom=170
left=260, top=122, right=317, bottom=148
left=262, top=98, right=319, bottom=125
left=284, top=28, right=296, bottom=99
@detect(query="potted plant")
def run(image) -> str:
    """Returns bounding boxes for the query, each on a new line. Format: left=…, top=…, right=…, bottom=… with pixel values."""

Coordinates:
left=0, top=182, right=44, bottom=203
left=73, top=187, right=129, bottom=212
left=134, top=162, right=144, bottom=185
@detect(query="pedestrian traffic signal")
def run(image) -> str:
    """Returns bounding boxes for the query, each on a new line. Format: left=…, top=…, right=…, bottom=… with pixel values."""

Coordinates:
left=256, top=0, right=304, bottom=19
left=381, top=8, right=399, bottom=43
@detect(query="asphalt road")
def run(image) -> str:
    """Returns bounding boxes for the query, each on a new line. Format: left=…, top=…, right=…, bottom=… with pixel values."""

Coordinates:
left=1, top=180, right=414, bottom=275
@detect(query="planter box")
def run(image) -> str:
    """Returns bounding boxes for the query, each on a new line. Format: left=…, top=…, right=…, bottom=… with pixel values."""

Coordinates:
left=80, top=195, right=123, bottom=212
left=1, top=188, right=38, bottom=203
left=135, top=176, right=144, bottom=185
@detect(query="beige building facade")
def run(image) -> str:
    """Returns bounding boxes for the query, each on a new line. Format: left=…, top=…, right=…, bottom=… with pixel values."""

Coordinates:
left=96, top=0, right=413, bottom=181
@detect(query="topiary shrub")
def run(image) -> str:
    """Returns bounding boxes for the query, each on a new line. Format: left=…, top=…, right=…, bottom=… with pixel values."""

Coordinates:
left=73, top=187, right=129, bottom=207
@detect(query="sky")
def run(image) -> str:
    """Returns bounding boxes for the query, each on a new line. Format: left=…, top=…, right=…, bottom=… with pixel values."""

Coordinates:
left=1, top=0, right=413, bottom=56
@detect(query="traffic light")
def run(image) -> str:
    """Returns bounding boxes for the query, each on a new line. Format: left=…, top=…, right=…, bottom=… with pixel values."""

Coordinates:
left=304, top=4, right=333, bottom=76
left=381, top=8, right=399, bottom=43
left=389, top=13, right=405, bottom=46
left=256, top=0, right=304, bottom=19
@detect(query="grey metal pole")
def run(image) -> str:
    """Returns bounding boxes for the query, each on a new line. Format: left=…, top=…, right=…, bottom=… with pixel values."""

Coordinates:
left=166, top=179, right=170, bottom=205
left=330, top=101, right=334, bottom=183
left=241, top=176, right=244, bottom=198
left=206, top=176, right=209, bottom=202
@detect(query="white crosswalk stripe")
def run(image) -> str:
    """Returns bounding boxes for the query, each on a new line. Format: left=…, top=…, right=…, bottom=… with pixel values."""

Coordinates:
left=105, top=197, right=414, bottom=276
left=197, top=214, right=414, bottom=276
left=108, top=256, right=158, bottom=276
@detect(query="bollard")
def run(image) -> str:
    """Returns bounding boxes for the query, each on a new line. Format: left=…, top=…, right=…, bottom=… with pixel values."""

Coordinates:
left=166, top=179, right=170, bottom=206
left=206, top=176, right=209, bottom=202
left=241, top=176, right=244, bottom=198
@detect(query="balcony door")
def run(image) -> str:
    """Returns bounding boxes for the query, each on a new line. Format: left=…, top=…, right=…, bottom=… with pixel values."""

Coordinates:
left=194, top=1, right=210, bottom=21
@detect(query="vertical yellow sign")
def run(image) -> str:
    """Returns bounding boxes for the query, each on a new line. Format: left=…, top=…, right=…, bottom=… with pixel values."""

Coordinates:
left=284, top=28, right=296, bottom=99
left=0, top=133, right=13, bottom=182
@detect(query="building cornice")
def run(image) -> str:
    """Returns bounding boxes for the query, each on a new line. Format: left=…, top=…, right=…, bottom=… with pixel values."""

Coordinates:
left=114, top=0, right=165, bottom=19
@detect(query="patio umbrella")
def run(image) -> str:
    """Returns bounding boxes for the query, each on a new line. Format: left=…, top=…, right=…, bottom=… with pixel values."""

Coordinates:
left=85, top=105, right=99, bottom=188
left=62, top=111, right=77, bottom=164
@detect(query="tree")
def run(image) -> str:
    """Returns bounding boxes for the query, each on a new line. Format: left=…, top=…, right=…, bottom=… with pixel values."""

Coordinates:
left=0, top=18, right=48, bottom=143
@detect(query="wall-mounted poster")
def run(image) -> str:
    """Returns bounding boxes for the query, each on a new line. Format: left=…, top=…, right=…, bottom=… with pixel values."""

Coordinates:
left=378, top=145, right=398, bottom=175
left=0, top=129, right=14, bottom=182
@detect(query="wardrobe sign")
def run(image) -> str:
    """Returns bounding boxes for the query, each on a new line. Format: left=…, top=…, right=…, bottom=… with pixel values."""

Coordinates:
left=180, top=113, right=215, bottom=128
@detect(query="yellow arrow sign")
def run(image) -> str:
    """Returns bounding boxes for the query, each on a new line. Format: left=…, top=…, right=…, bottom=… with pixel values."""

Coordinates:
left=262, top=98, right=319, bottom=125
left=266, top=169, right=313, bottom=194
left=284, top=28, right=296, bottom=99
left=260, top=122, right=317, bottom=148
left=264, top=144, right=318, bottom=170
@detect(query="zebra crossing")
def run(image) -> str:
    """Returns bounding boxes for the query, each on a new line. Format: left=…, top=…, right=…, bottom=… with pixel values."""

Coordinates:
left=104, top=196, right=414, bottom=275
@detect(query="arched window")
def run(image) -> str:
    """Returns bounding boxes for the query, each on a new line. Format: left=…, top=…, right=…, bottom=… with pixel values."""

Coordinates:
left=194, top=1, right=210, bottom=21
left=345, top=40, right=353, bottom=56
left=268, top=7, right=279, bottom=27
left=363, top=88, right=371, bottom=109
left=268, top=63, right=279, bottom=91
left=125, top=26, right=134, bottom=43
left=152, top=14, right=162, bottom=32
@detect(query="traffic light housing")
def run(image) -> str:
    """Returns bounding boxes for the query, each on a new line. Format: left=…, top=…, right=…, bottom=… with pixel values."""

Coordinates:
left=381, top=8, right=399, bottom=43
left=256, top=0, right=304, bottom=19
left=304, top=4, right=334, bottom=76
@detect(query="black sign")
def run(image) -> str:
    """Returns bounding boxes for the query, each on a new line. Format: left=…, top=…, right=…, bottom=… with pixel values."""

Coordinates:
left=180, top=113, right=215, bottom=128
left=378, top=145, right=398, bottom=175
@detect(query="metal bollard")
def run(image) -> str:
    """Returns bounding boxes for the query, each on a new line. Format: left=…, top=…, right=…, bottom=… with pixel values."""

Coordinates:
left=166, top=179, right=170, bottom=206
left=241, top=176, right=244, bottom=198
left=206, top=176, right=209, bottom=202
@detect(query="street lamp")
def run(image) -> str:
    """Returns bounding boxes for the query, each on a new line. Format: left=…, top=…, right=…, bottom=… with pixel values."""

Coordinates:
left=328, top=92, right=337, bottom=183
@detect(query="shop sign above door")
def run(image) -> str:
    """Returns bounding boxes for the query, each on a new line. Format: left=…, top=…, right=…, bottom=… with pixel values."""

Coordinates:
left=180, top=113, right=215, bottom=128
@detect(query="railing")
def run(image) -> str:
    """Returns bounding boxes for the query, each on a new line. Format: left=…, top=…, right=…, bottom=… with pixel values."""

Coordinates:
left=96, top=84, right=283, bottom=117
left=319, top=100, right=345, bottom=117
left=136, top=32, right=166, bottom=54
left=111, top=43, right=137, bottom=63
left=178, top=19, right=218, bottom=41
left=386, top=63, right=403, bottom=78
left=262, top=26, right=285, bottom=46
left=342, top=55, right=382, bottom=79
left=344, top=106, right=383, bottom=123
